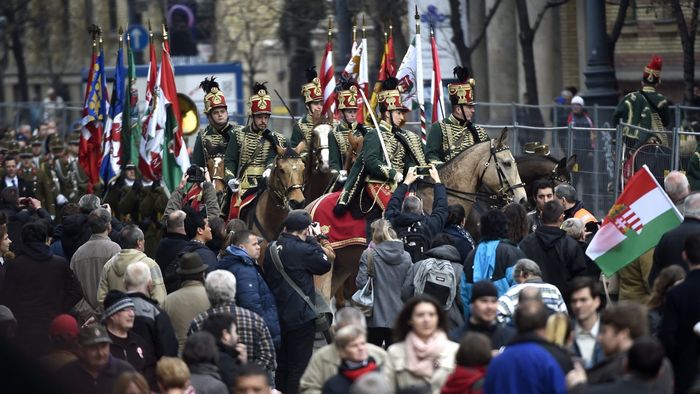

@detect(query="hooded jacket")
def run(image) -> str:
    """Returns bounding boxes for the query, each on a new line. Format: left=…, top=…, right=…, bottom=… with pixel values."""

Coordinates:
left=519, top=226, right=588, bottom=296
left=385, top=182, right=449, bottom=242
left=97, top=249, right=167, bottom=306
left=356, top=239, right=412, bottom=328
left=214, top=246, right=281, bottom=349
left=441, top=366, right=487, bottom=394
left=183, top=240, right=219, bottom=272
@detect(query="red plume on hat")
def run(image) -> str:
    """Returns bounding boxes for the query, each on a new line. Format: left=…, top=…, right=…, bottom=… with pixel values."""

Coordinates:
left=643, top=55, right=663, bottom=84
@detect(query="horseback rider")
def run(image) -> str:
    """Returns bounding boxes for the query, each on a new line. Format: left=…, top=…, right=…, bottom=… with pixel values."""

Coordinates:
left=192, top=77, right=240, bottom=197
left=612, top=55, right=672, bottom=150
left=426, top=66, right=489, bottom=165
left=329, top=76, right=366, bottom=185
left=224, top=82, right=287, bottom=219
left=291, top=67, right=325, bottom=159
left=335, top=77, right=427, bottom=216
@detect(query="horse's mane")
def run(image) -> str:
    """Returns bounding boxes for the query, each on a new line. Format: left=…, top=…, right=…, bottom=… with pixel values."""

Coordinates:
left=515, top=154, right=560, bottom=165
left=278, top=146, right=302, bottom=159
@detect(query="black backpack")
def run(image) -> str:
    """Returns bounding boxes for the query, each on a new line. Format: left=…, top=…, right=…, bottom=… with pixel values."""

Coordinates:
left=398, top=221, right=432, bottom=263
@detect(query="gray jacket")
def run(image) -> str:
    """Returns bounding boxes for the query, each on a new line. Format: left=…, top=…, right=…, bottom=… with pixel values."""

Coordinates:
left=188, top=362, right=229, bottom=394
left=356, top=240, right=412, bottom=328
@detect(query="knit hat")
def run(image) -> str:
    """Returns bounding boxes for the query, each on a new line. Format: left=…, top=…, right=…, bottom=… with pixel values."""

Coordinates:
left=471, top=280, right=498, bottom=302
left=49, top=314, right=79, bottom=340
left=283, top=209, right=312, bottom=232
left=102, top=290, right=135, bottom=321
left=78, top=324, right=112, bottom=346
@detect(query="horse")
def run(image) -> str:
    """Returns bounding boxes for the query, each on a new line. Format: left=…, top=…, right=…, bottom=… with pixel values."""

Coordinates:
left=310, top=128, right=527, bottom=307
left=243, top=143, right=307, bottom=244
left=304, top=123, right=336, bottom=203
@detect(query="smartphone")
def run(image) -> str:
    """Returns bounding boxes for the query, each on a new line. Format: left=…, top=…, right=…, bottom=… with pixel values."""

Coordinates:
left=415, top=166, right=431, bottom=176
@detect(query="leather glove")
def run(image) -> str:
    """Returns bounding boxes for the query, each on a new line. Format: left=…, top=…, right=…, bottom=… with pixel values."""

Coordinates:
left=262, top=168, right=272, bottom=178
left=338, top=170, right=348, bottom=183
left=393, top=172, right=404, bottom=183
left=228, top=178, right=240, bottom=193
left=56, top=194, right=68, bottom=206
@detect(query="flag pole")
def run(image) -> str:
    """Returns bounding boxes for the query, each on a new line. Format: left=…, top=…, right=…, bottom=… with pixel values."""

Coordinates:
left=415, top=5, right=426, bottom=141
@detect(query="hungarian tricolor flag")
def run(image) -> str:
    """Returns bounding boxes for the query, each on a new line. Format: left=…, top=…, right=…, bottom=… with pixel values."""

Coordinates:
left=139, top=29, right=159, bottom=181
left=342, top=36, right=368, bottom=123
left=586, top=165, right=682, bottom=276
left=101, top=33, right=125, bottom=184
left=396, top=32, right=426, bottom=141
left=430, top=28, right=445, bottom=123
left=122, top=32, right=140, bottom=169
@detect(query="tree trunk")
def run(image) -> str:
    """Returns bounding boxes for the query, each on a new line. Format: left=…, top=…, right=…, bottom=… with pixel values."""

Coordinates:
left=8, top=12, right=29, bottom=103
left=448, top=0, right=471, bottom=70
left=671, top=0, right=699, bottom=102
left=515, top=0, right=539, bottom=105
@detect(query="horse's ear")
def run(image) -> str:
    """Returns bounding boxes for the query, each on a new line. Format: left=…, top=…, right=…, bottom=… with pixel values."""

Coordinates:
left=294, top=141, right=306, bottom=156
left=496, top=127, right=508, bottom=148
left=566, top=154, right=577, bottom=171
left=275, top=144, right=286, bottom=157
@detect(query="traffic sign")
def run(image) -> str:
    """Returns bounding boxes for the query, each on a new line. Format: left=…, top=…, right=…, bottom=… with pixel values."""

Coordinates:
left=127, top=25, right=149, bottom=52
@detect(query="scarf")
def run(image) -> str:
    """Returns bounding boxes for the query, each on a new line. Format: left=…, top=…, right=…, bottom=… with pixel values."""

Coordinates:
left=405, top=330, right=448, bottom=378
left=473, top=240, right=499, bottom=282
left=339, top=357, right=378, bottom=382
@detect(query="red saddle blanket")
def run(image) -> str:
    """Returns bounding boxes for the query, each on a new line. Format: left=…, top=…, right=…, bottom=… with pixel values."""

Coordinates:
left=309, top=191, right=368, bottom=249
left=228, top=192, right=259, bottom=220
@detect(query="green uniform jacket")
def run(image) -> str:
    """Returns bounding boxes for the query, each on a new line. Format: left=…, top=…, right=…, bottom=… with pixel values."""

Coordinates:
left=19, top=165, right=55, bottom=216
left=224, top=125, right=286, bottom=183
left=425, top=114, right=490, bottom=164
left=291, top=114, right=314, bottom=158
left=338, top=120, right=427, bottom=207
left=192, top=122, right=239, bottom=169
left=688, top=143, right=700, bottom=191
left=329, top=121, right=364, bottom=174
left=612, top=86, right=672, bottom=145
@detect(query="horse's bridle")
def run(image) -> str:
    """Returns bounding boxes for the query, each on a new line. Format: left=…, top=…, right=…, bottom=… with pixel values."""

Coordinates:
left=550, top=163, right=571, bottom=185
left=270, top=156, right=305, bottom=210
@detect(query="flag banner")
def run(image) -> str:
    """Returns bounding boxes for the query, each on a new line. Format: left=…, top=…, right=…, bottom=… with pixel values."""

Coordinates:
left=586, top=165, right=683, bottom=276
left=368, top=34, right=396, bottom=123
left=140, top=35, right=158, bottom=180
left=358, top=37, right=369, bottom=123
left=320, top=40, right=337, bottom=116
left=397, top=33, right=426, bottom=140
left=123, top=34, right=140, bottom=169
left=430, top=31, right=444, bottom=123
left=102, top=40, right=125, bottom=184
left=80, top=41, right=109, bottom=192
left=342, top=38, right=368, bottom=123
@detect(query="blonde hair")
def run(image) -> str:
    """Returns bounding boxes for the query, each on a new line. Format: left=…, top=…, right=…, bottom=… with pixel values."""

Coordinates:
left=334, top=325, right=366, bottom=351
left=561, top=218, right=585, bottom=240
left=156, top=357, right=190, bottom=390
left=112, top=372, right=150, bottom=394
left=371, top=219, right=397, bottom=244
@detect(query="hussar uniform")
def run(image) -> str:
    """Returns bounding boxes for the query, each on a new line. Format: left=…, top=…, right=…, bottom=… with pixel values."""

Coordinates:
left=337, top=79, right=427, bottom=213
left=426, top=66, right=489, bottom=165
left=329, top=80, right=365, bottom=178
left=18, top=146, right=55, bottom=216
left=291, top=68, right=324, bottom=158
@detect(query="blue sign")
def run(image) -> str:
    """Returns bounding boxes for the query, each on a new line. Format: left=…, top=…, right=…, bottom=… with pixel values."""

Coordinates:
left=127, top=25, right=149, bottom=52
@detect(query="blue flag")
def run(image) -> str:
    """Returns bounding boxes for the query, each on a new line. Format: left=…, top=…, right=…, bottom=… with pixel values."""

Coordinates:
left=101, top=42, right=125, bottom=184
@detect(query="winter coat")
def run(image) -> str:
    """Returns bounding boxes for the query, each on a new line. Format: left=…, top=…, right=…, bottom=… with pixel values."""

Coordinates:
left=216, top=343, right=243, bottom=389
left=188, top=362, right=229, bottom=394
left=321, top=358, right=380, bottom=394
left=108, top=330, right=157, bottom=389
left=356, top=240, right=412, bottom=328
left=441, top=366, right=486, bottom=394
left=129, top=292, right=178, bottom=358
left=97, top=249, right=167, bottom=306
left=448, top=319, right=516, bottom=349
left=154, top=232, right=190, bottom=293
left=299, top=343, right=388, bottom=394
left=263, top=232, right=332, bottom=332
left=59, top=213, right=122, bottom=261
left=650, top=218, right=700, bottom=286
left=402, top=245, right=465, bottom=329
left=443, top=225, right=475, bottom=262
left=58, top=356, right=135, bottom=394
left=383, top=338, right=460, bottom=394
left=161, top=280, right=211, bottom=354
left=70, top=233, right=121, bottom=319
left=385, top=182, right=449, bottom=241
left=213, top=245, right=281, bottom=349
left=519, top=226, right=587, bottom=297
left=182, top=240, right=219, bottom=273
left=1, top=242, right=82, bottom=356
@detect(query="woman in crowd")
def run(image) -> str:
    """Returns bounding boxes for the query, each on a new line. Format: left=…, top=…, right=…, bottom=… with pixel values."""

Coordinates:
left=322, top=325, right=380, bottom=394
left=356, top=219, right=412, bottom=349
left=112, top=372, right=151, bottom=394
left=502, top=203, right=528, bottom=244
left=156, top=357, right=192, bottom=394
left=647, top=265, right=686, bottom=336
left=383, top=295, right=459, bottom=393
left=182, top=332, right=228, bottom=394
left=561, top=218, right=600, bottom=277
left=443, top=204, right=475, bottom=262
left=440, top=332, right=492, bottom=394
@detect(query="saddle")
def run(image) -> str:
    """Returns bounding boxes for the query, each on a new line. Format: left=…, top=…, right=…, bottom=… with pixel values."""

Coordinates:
left=227, top=180, right=267, bottom=220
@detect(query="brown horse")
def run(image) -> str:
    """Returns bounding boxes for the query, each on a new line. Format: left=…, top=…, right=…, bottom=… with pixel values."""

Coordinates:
left=304, top=123, right=336, bottom=202
left=244, top=143, right=307, bottom=244
left=311, top=128, right=527, bottom=307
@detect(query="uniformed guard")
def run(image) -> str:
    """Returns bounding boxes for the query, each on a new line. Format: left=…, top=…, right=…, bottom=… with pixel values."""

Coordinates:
left=30, top=136, right=45, bottom=169
left=329, top=76, right=366, bottom=184
left=291, top=67, right=324, bottom=158
left=426, top=66, right=489, bottom=165
left=192, top=77, right=240, bottom=196
left=43, top=138, right=68, bottom=207
left=613, top=55, right=672, bottom=149
left=51, top=136, right=87, bottom=204
left=104, top=162, right=138, bottom=222
left=224, top=82, right=287, bottom=218
left=336, top=77, right=427, bottom=215
left=67, top=132, right=81, bottom=161
left=18, top=146, right=55, bottom=216
left=5, top=140, right=20, bottom=162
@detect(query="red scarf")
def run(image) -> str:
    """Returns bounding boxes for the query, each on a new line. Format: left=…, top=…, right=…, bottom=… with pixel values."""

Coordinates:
left=339, top=358, right=378, bottom=382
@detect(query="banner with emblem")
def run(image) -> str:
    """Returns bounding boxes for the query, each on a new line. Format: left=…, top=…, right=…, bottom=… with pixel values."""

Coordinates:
left=586, top=165, right=682, bottom=276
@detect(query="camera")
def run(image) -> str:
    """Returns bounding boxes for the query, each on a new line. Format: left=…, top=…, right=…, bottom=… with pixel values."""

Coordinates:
left=415, top=166, right=431, bottom=176
left=186, top=165, right=205, bottom=184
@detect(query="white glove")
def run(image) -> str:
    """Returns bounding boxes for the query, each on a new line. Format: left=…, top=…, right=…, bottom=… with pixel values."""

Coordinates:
left=394, top=172, right=404, bottom=183
left=56, top=194, right=69, bottom=205
left=262, top=168, right=272, bottom=178
left=338, top=170, right=348, bottom=183
left=228, top=178, right=240, bottom=193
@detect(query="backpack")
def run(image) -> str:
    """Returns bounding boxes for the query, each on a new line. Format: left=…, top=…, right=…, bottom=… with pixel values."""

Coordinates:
left=398, top=221, right=432, bottom=263
left=412, top=257, right=457, bottom=310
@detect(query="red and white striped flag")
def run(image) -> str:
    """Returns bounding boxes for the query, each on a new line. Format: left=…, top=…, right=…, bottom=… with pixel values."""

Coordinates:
left=320, top=40, right=336, bottom=116
left=430, top=29, right=444, bottom=123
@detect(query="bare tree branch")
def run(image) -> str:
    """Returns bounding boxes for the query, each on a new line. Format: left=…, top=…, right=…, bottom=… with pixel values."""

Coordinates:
left=470, top=0, right=505, bottom=51
left=532, top=0, right=568, bottom=35
left=609, top=0, right=630, bottom=45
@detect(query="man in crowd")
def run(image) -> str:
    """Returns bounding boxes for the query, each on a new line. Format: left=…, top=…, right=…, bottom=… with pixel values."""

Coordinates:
left=124, top=261, right=178, bottom=359
left=202, top=313, right=248, bottom=389
left=189, top=269, right=277, bottom=383
left=569, top=277, right=604, bottom=369
left=70, top=207, right=121, bottom=321
left=58, top=325, right=135, bottom=394
left=1, top=157, right=32, bottom=197
left=181, top=205, right=217, bottom=269
left=497, top=258, right=567, bottom=323
left=233, top=364, right=275, bottom=394
left=161, top=252, right=210, bottom=354
left=155, top=210, right=190, bottom=293
left=664, top=171, right=690, bottom=216
left=97, top=225, right=166, bottom=306
left=102, top=290, right=157, bottom=388
left=449, top=280, right=515, bottom=350
left=660, top=232, right=700, bottom=394
left=650, top=193, right=700, bottom=286
left=554, top=183, right=598, bottom=235
left=299, top=307, right=388, bottom=394
left=527, top=179, right=555, bottom=233
left=519, top=200, right=587, bottom=296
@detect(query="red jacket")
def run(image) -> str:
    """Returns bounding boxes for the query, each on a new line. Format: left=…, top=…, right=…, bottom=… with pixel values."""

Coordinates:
left=441, top=365, right=487, bottom=394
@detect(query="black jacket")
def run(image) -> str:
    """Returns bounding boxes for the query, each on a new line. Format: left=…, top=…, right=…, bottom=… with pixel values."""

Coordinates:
left=649, top=218, right=700, bottom=286
left=0, top=176, right=33, bottom=198
left=385, top=182, right=449, bottom=239
left=263, top=232, right=332, bottom=331
left=58, top=356, right=135, bottom=394
left=449, top=319, right=516, bottom=350
left=183, top=240, right=219, bottom=273
left=0, top=242, right=82, bottom=357
left=519, top=226, right=587, bottom=297
left=58, top=213, right=122, bottom=261
left=129, top=292, right=178, bottom=359
left=154, top=232, right=190, bottom=292
left=109, top=330, right=157, bottom=389
left=216, top=343, right=243, bottom=389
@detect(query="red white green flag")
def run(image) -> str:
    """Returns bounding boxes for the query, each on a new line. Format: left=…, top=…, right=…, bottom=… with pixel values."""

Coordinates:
left=586, top=165, right=682, bottom=276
